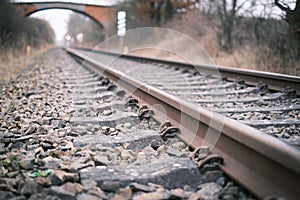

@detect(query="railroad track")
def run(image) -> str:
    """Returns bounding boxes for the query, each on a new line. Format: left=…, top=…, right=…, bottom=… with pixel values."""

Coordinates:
left=66, top=47, right=300, bottom=199
left=0, top=48, right=257, bottom=200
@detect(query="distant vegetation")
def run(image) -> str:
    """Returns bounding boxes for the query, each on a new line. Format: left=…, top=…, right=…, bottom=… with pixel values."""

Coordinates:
left=0, top=0, right=55, bottom=84
left=65, top=13, right=104, bottom=46
left=115, top=0, right=300, bottom=75
left=61, top=0, right=299, bottom=75
left=0, top=0, right=55, bottom=51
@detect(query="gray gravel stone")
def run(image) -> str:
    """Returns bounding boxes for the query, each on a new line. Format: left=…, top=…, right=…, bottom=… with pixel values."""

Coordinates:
left=80, top=157, right=201, bottom=189
left=18, top=158, right=34, bottom=170
left=20, top=180, right=41, bottom=196
left=100, top=181, right=120, bottom=192
left=93, top=155, right=110, bottom=166
left=197, top=182, right=222, bottom=199
left=132, top=191, right=170, bottom=200
left=50, top=185, right=76, bottom=200
left=0, top=190, right=15, bottom=199
left=73, top=130, right=163, bottom=150
left=111, top=187, right=132, bottom=200
left=76, top=193, right=100, bottom=200
left=129, top=182, right=155, bottom=192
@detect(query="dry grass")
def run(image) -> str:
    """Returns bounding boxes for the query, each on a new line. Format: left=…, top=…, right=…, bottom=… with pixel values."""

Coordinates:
left=213, top=45, right=258, bottom=70
left=128, top=10, right=300, bottom=76
left=0, top=45, right=54, bottom=84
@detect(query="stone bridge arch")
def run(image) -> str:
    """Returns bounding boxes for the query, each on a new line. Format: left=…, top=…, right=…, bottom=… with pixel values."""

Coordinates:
left=13, top=2, right=116, bottom=36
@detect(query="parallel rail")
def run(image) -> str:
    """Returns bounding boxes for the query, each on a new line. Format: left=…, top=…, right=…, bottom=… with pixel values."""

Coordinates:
left=66, top=48, right=300, bottom=200
left=74, top=47, right=300, bottom=95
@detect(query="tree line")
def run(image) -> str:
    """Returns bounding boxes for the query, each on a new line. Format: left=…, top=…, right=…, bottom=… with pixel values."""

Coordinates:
left=131, top=0, right=299, bottom=72
left=134, top=0, right=299, bottom=51
left=63, top=0, right=299, bottom=72
left=0, top=0, right=55, bottom=51
left=65, top=13, right=104, bottom=46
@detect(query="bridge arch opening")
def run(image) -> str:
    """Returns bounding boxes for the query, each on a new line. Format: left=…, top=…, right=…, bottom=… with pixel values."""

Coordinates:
left=27, top=8, right=104, bottom=29
left=29, top=9, right=105, bottom=46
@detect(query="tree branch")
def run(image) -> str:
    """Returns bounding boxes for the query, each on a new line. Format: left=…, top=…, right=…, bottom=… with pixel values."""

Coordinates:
left=274, top=0, right=290, bottom=11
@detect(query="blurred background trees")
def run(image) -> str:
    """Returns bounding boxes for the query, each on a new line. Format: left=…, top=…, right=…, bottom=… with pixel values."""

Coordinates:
left=0, top=0, right=54, bottom=51
left=65, top=13, right=104, bottom=46
left=129, top=0, right=299, bottom=75
left=1, top=0, right=299, bottom=75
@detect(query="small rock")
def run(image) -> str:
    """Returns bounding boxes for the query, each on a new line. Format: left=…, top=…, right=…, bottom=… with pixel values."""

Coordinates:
left=0, top=191, right=15, bottom=199
left=132, top=192, right=170, bottom=200
left=202, top=170, right=224, bottom=183
left=103, top=110, right=112, bottom=116
left=171, top=142, right=186, bottom=150
left=81, top=179, right=97, bottom=191
left=121, top=150, right=132, bottom=160
left=19, top=158, right=34, bottom=170
left=66, top=132, right=79, bottom=137
left=0, top=143, right=6, bottom=155
left=135, top=152, right=147, bottom=164
left=219, top=194, right=236, bottom=200
left=188, top=193, right=201, bottom=200
left=34, top=177, right=51, bottom=187
left=0, top=166, right=8, bottom=177
left=110, top=127, right=116, bottom=132
left=7, top=171, right=18, bottom=178
left=64, top=171, right=80, bottom=183
left=28, top=193, right=60, bottom=200
left=41, top=142, right=54, bottom=150
left=221, top=183, right=240, bottom=197
left=50, top=184, right=76, bottom=200
left=197, top=182, right=222, bottom=198
left=101, top=181, right=120, bottom=192
left=49, top=170, right=79, bottom=185
left=34, top=147, right=44, bottom=155
left=143, top=146, right=158, bottom=157
left=14, top=135, right=33, bottom=143
left=94, top=155, right=109, bottom=166
left=112, top=187, right=132, bottom=200
left=170, top=188, right=190, bottom=199
left=102, top=126, right=110, bottom=135
left=61, top=182, right=82, bottom=195
left=150, top=139, right=161, bottom=150
left=123, top=123, right=132, bottom=129
left=10, top=196, right=27, bottom=200
left=11, top=142, right=25, bottom=149
left=166, top=147, right=184, bottom=157
left=76, top=193, right=99, bottom=200
left=59, top=141, right=73, bottom=151
left=199, top=163, right=220, bottom=173
left=129, top=182, right=155, bottom=192
left=216, top=177, right=226, bottom=187
left=157, top=145, right=167, bottom=154
left=43, top=156, right=62, bottom=169
left=20, top=180, right=41, bottom=196
left=87, top=187, right=108, bottom=199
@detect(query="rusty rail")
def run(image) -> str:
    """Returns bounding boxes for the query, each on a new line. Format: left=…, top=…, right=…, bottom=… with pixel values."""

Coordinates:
left=66, top=47, right=300, bottom=200
left=73, top=47, right=300, bottom=95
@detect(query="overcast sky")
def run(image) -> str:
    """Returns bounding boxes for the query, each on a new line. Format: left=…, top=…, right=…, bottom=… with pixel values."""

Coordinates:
left=30, top=9, right=71, bottom=42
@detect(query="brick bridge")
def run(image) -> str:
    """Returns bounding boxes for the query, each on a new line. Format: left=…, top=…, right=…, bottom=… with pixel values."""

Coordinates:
left=12, top=2, right=116, bottom=36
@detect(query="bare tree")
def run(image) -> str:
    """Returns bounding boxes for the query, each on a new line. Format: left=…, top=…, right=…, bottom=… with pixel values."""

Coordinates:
left=274, top=0, right=300, bottom=57
left=215, top=0, right=251, bottom=51
left=274, top=0, right=300, bottom=37
left=0, top=0, right=54, bottom=49
left=134, top=0, right=199, bottom=26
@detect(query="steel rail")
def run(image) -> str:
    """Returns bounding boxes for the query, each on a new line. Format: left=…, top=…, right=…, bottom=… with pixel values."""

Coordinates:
left=74, top=47, right=300, bottom=95
left=66, top=48, right=300, bottom=200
